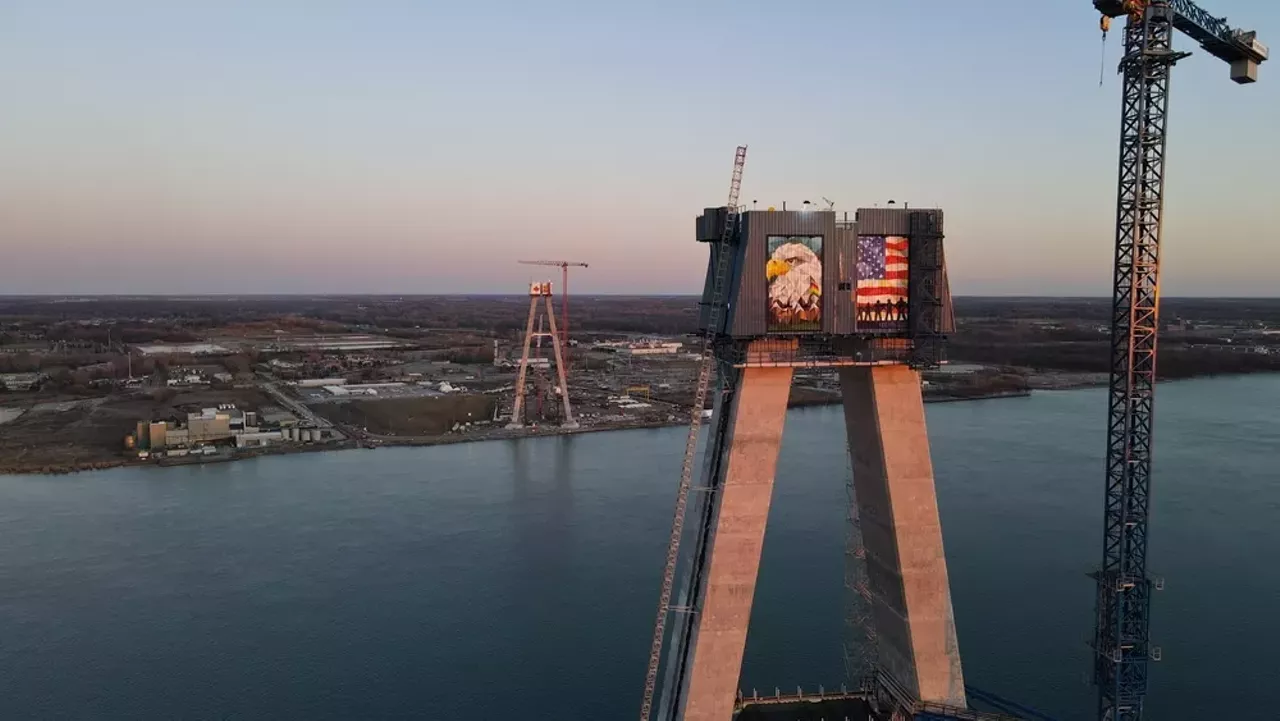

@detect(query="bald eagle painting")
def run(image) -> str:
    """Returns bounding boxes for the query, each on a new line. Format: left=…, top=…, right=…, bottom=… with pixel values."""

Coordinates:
left=765, top=235, right=822, bottom=332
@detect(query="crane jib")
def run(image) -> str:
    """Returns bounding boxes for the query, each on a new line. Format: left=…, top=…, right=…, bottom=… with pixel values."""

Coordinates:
left=1095, top=0, right=1268, bottom=64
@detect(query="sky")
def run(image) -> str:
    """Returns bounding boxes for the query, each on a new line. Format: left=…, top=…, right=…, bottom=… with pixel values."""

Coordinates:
left=1, top=0, right=1277, bottom=296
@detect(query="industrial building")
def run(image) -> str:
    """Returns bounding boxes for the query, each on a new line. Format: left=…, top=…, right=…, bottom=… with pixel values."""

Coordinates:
left=594, top=340, right=685, bottom=356
left=295, top=377, right=348, bottom=388
left=131, top=404, right=330, bottom=455
left=133, top=342, right=230, bottom=356
left=263, top=335, right=407, bottom=352
left=135, top=406, right=240, bottom=450
left=322, top=382, right=408, bottom=397
left=0, top=373, right=44, bottom=391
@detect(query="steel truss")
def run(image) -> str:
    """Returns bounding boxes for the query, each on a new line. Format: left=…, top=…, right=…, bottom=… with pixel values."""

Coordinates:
left=908, top=211, right=946, bottom=370
left=1092, top=6, right=1184, bottom=720
left=640, top=146, right=747, bottom=721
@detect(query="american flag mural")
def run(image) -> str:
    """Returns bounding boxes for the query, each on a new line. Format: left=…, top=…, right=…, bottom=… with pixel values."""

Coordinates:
left=856, top=235, right=909, bottom=325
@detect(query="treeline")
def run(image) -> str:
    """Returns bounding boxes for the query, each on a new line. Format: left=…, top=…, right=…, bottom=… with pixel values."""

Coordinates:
left=953, top=297, right=1280, bottom=324
left=0, top=296, right=705, bottom=337
left=949, top=339, right=1280, bottom=379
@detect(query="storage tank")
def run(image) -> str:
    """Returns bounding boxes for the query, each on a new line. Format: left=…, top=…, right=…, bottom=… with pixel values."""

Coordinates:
left=301, top=429, right=313, bottom=443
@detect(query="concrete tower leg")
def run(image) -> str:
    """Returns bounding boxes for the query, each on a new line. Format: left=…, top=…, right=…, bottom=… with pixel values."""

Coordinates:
left=838, top=365, right=965, bottom=707
left=541, top=294, right=578, bottom=429
left=679, top=363, right=793, bottom=721
left=506, top=296, right=540, bottom=429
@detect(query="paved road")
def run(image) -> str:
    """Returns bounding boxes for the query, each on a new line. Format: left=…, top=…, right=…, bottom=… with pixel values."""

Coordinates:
left=257, top=375, right=331, bottom=429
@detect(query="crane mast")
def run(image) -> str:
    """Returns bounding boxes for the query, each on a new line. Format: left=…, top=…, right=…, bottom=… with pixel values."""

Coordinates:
left=1091, top=2, right=1264, bottom=720
left=639, top=145, right=746, bottom=721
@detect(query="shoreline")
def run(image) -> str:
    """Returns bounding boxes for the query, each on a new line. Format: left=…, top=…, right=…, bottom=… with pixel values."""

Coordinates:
left=0, top=389, right=1034, bottom=477
left=4, top=370, right=1272, bottom=477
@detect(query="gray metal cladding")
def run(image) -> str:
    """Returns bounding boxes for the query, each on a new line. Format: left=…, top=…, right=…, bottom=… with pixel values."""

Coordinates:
left=730, top=213, right=767, bottom=336
left=696, top=207, right=951, bottom=339
left=827, top=226, right=859, bottom=335
left=695, top=209, right=748, bottom=334
left=696, top=207, right=729, bottom=242
left=854, top=207, right=945, bottom=236
left=729, top=210, right=836, bottom=337
left=697, top=242, right=717, bottom=332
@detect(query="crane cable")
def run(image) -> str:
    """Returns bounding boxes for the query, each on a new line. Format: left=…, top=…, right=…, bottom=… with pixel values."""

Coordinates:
left=1100, top=15, right=1112, bottom=87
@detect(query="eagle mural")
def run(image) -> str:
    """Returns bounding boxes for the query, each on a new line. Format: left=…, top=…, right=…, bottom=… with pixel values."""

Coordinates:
left=765, top=237, right=822, bottom=331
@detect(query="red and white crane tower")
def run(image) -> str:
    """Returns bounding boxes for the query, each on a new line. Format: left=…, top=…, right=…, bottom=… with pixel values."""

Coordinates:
left=517, top=260, right=588, bottom=365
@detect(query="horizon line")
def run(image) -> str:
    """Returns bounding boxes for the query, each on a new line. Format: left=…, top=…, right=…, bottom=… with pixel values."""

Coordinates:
left=2, top=293, right=1279, bottom=301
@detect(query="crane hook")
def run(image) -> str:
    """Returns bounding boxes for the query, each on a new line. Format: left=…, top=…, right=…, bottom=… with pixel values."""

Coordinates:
left=1099, top=15, right=1110, bottom=87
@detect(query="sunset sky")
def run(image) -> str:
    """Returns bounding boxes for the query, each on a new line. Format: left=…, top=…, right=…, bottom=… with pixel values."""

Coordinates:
left=2, top=0, right=1277, bottom=296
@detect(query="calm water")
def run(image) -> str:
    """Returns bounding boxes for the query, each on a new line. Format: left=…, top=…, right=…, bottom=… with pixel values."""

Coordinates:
left=1, top=375, right=1278, bottom=720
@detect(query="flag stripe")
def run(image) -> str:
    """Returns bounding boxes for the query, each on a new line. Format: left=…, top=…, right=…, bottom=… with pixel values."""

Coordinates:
left=855, top=235, right=910, bottom=303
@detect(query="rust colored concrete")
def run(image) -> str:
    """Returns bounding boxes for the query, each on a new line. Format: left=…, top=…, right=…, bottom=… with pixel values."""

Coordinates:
left=680, top=364, right=794, bottom=721
left=838, top=365, right=965, bottom=707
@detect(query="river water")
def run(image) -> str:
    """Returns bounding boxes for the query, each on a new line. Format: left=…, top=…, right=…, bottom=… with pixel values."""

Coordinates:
left=1, top=375, right=1277, bottom=720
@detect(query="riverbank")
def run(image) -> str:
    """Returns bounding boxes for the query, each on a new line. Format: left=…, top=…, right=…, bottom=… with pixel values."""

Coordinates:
left=0, top=389, right=1037, bottom=476
left=5, top=369, right=1268, bottom=477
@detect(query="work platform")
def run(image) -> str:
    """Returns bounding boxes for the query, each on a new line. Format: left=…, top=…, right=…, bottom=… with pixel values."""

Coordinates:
left=732, top=675, right=1025, bottom=721
left=735, top=692, right=878, bottom=721
left=730, top=336, right=916, bottom=369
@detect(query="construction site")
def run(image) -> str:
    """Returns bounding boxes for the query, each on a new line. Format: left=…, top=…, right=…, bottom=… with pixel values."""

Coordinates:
left=0, top=2, right=1269, bottom=717
left=631, top=3, right=1269, bottom=721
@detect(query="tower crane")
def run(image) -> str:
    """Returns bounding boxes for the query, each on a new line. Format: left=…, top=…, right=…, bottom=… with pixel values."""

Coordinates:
left=639, top=145, right=745, bottom=721
left=518, top=260, right=589, bottom=365
left=1089, top=2, right=1265, bottom=720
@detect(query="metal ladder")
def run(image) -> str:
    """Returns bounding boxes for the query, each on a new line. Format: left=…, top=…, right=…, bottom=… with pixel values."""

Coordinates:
left=639, top=145, right=746, bottom=721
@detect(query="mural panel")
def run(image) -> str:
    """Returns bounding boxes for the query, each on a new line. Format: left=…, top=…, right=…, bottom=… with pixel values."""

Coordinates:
left=766, top=235, right=823, bottom=333
left=856, top=235, right=909, bottom=332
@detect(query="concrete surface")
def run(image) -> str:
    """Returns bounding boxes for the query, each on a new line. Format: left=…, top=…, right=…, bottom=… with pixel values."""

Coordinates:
left=838, top=365, right=965, bottom=707
left=680, top=364, right=794, bottom=721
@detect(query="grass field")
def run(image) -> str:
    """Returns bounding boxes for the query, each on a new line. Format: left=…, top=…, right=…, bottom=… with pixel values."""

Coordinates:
left=311, top=394, right=496, bottom=436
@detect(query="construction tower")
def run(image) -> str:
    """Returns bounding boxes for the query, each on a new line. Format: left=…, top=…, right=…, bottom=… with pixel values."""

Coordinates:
left=1090, top=3, right=1266, bottom=719
left=639, top=147, right=998, bottom=721
left=508, top=281, right=577, bottom=430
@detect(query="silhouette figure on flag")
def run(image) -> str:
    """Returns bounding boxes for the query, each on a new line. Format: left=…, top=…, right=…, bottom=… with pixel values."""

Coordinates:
left=856, top=235, right=909, bottom=331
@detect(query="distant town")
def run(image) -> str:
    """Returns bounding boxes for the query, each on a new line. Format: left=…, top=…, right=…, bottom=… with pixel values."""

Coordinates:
left=2, top=294, right=1279, bottom=475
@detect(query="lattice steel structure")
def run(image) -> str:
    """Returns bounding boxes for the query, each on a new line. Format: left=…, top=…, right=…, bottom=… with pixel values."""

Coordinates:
left=907, top=210, right=946, bottom=370
left=1090, top=1, right=1265, bottom=719
left=1090, top=12, right=1175, bottom=719
left=639, top=145, right=747, bottom=721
